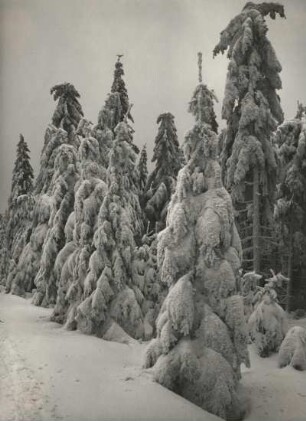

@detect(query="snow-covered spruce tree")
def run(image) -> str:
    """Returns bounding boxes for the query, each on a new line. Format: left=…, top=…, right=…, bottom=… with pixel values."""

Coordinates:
left=28, top=83, right=83, bottom=306
left=274, top=103, right=306, bottom=311
left=137, top=144, right=149, bottom=233
left=248, top=271, right=288, bottom=357
left=35, top=83, right=83, bottom=195
left=132, top=231, right=165, bottom=339
left=144, top=54, right=249, bottom=421
left=138, top=144, right=148, bottom=196
left=51, top=119, right=108, bottom=326
left=73, top=118, right=145, bottom=339
left=8, top=135, right=34, bottom=202
left=10, top=194, right=52, bottom=295
left=6, top=135, right=34, bottom=267
left=11, top=83, right=83, bottom=299
left=52, top=58, right=141, bottom=330
left=9, top=125, right=67, bottom=296
left=32, top=143, right=79, bottom=307
left=214, top=2, right=285, bottom=274
left=145, top=113, right=182, bottom=233
left=239, top=271, right=263, bottom=320
left=278, top=325, right=306, bottom=371
left=111, top=55, right=134, bottom=124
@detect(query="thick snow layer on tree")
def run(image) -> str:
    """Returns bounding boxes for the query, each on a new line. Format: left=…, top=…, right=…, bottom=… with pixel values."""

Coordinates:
left=145, top=65, right=250, bottom=418
left=32, top=143, right=79, bottom=307
left=71, top=121, right=146, bottom=340
left=1, top=293, right=306, bottom=421
left=9, top=194, right=52, bottom=296
left=278, top=325, right=306, bottom=371
left=51, top=120, right=109, bottom=327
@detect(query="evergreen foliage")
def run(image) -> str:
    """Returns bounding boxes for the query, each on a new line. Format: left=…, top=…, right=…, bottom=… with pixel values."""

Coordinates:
left=274, top=103, right=306, bottom=310
left=5, top=135, right=34, bottom=292
left=11, top=84, right=84, bottom=300
left=51, top=119, right=109, bottom=326
left=8, top=135, right=34, bottom=206
left=145, top=113, right=182, bottom=232
left=214, top=2, right=285, bottom=274
left=249, top=271, right=288, bottom=357
left=32, top=142, right=79, bottom=306
left=138, top=144, right=148, bottom=194
left=278, top=325, right=306, bottom=371
left=111, top=56, right=134, bottom=124
left=74, top=120, right=145, bottom=338
left=50, top=82, right=84, bottom=135
left=144, top=55, right=249, bottom=421
left=239, top=271, right=263, bottom=320
left=9, top=195, right=51, bottom=295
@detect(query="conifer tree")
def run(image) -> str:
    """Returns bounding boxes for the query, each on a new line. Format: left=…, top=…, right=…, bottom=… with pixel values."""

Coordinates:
left=51, top=119, right=109, bottom=325
left=214, top=2, right=285, bottom=274
left=52, top=57, right=142, bottom=328
left=111, top=55, right=134, bottom=124
left=6, top=135, right=34, bottom=256
left=274, top=103, right=306, bottom=311
left=249, top=271, right=288, bottom=356
left=144, top=54, right=249, bottom=421
left=138, top=144, right=148, bottom=194
left=75, top=119, right=145, bottom=338
left=138, top=144, right=149, bottom=222
left=145, top=113, right=182, bottom=232
left=11, top=83, right=83, bottom=299
left=32, top=141, right=79, bottom=306
left=8, top=135, right=34, bottom=205
left=50, top=82, right=84, bottom=136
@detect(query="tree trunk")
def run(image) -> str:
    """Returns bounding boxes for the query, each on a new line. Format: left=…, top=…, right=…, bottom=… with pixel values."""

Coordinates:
left=253, top=167, right=260, bottom=274
left=286, top=224, right=293, bottom=312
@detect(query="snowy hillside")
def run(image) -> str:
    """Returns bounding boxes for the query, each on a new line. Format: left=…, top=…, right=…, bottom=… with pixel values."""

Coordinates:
left=0, top=293, right=221, bottom=421
left=1, top=293, right=306, bottom=421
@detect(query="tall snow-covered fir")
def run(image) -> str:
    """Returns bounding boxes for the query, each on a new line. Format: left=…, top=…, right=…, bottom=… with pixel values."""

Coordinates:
left=274, top=103, right=306, bottom=311
left=214, top=2, right=285, bottom=275
left=145, top=112, right=182, bottom=233
left=50, top=82, right=84, bottom=137
left=50, top=58, right=150, bottom=339
left=8, top=134, right=34, bottom=206
left=32, top=83, right=83, bottom=307
left=5, top=134, right=34, bottom=293
left=75, top=119, right=145, bottom=338
left=5, top=136, right=35, bottom=295
left=144, top=54, right=249, bottom=421
left=111, top=55, right=134, bottom=124
left=138, top=144, right=148, bottom=195
left=10, top=84, right=83, bottom=300
left=51, top=118, right=109, bottom=326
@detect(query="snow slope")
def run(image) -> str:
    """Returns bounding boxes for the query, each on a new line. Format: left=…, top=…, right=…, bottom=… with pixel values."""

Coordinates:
left=1, top=293, right=305, bottom=421
left=0, top=293, right=220, bottom=421
left=242, top=326, right=306, bottom=421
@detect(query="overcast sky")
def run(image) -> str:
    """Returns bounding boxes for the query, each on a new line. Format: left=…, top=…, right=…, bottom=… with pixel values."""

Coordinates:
left=1, top=0, right=306, bottom=212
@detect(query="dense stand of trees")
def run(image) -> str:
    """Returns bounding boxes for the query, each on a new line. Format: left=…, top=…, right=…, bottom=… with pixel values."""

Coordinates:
left=1, top=3, right=305, bottom=419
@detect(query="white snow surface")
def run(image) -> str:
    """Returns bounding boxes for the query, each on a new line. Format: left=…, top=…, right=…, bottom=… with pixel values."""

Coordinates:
left=1, top=293, right=306, bottom=421
left=242, top=330, right=306, bottom=421
left=0, top=293, right=220, bottom=421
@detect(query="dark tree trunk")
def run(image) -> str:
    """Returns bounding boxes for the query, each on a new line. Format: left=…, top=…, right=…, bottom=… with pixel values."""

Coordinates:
left=286, top=223, right=293, bottom=312
left=253, top=167, right=261, bottom=274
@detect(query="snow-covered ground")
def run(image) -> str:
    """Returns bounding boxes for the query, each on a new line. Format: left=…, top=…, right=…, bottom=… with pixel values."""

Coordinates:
left=0, top=293, right=220, bottom=421
left=242, top=323, right=306, bottom=421
left=0, top=293, right=305, bottom=421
